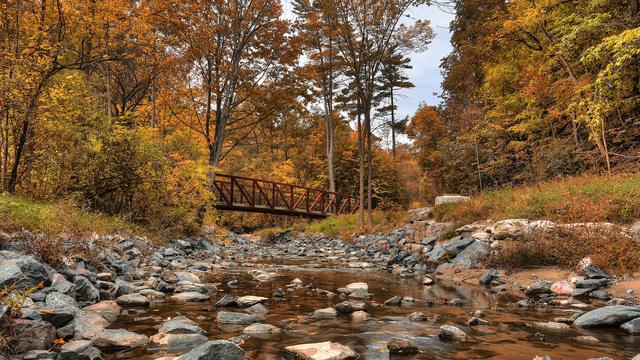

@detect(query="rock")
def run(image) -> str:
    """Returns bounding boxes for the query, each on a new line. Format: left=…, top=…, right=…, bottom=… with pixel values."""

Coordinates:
left=489, top=219, right=530, bottom=240
left=439, top=325, right=467, bottom=342
left=467, top=317, right=490, bottom=326
left=584, top=266, right=609, bottom=279
left=334, top=301, right=363, bottom=314
left=384, top=295, right=402, bottom=306
left=621, top=317, right=640, bottom=334
left=421, top=235, right=438, bottom=247
left=242, top=323, right=282, bottom=335
left=139, top=288, right=165, bottom=299
left=345, top=282, right=368, bottom=291
left=175, top=271, right=201, bottom=283
left=407, top=207, right=433, bottom=222
left=351, top=311, right=371, bottom=321
left=291, top=278, right=304, bottom=286
left=387, top=338, right=419, bottom=354
left=273, top=288, right=285, bottom=298
left=149, top=333, right=208, bottom=350
left=93, top=328, right=148, bottom=351
left=58, top=340, right=102, bottom=360
left=427, top=237, right=475, bottom=262
left=171, top=292, right=210, bottom=302
left=284, top=341, right=358, bottom=360
left=215, top=294, right=236, bottom=307
left=524, top=280, right=552, bottom=295
left=347, top=288, right=370, bottom=300
left=13, top=319, right=56, bottom=353
left=573, top=305, right=640, bottom=327
left=407, top=312, right=428, bottom=322
left=159, top=316, right=203, bottom=334
left=574, top=336, right=600, bottom=344
left=176, top=340, right=246, bottom=360
left=313, top=307, right=338, bottom=319
left=550, top=280, right=575, bottom=296
left=479, top=269, right=499, bottom=285
left=422, top=276, right=434, bottom=285
left=235, top=295, right=268, bottom=307
left=0, top=255, right=51, bottom=290
left=82, top=300, right=121, bottom=323
left=74, top=276, right=100, bottom=304
left=216, top=311, right=264, bottom=325
left=435, top=195, right=470, bottom=206
left=116, top=293, right=149, bottom=307
left=73, top=310, right=110, bottom=340
left=451, top=240, right=489, bottom=267
left=532, top=322, right=571, bottom=332
left=51, top=273, right=75, bottom=295
left=22, top=350, right=57, bottom=359
left=246, top=303, right=268, bottom=315
left=590, top=290, right=610, bottom=300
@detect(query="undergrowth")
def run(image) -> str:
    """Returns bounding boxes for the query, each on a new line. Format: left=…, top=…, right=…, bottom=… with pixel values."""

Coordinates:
left=432, top=172, right=640, bottom=225
left=305, top=210, right=407, bottom=237
left=488, top=226, right=640, bottom=275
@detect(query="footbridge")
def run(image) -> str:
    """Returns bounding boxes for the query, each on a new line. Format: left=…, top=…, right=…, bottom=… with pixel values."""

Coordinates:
left=212, top=174, right=359, bottom=217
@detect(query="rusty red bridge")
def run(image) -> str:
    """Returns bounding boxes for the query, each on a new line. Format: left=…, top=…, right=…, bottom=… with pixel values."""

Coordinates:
left=212, top=174, right=359, bottom=217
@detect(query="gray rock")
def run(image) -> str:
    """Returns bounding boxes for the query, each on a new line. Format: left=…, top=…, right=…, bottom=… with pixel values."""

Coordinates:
left=524, top=280, right=552, bottom=295
left=313, top=307, right=338, bottom=319
left=74, top=276, right=100, bottom=304
left=58, top=340, right=102, bottom=360
left=73, top=310, right=110, bottom=340
left=621, top=317, right=640, bottom=334
left=242, top=323, right=282, bottom=335
left=384, top=295, right=402, bottom=306
left=573, top=305, right=640, bottom=327
left=149, top=332, right=208, bottom=350
left=93, top=328, right=148, bottom=351
left=13, top=319, right=56, bottom=353
left=82, top=301, right=121, bottom=323
left=171, top=292, right=209, bottom=302
left=427, top=237, right=474, bottom=262
left=284, top=341, right=357, bottom=360
left=51, top=273, right=75, bottom=295
left=451, top=240, right=489, bottom=268
left=575, top=278, right=610, bottom=290
left=216, top=311, right=264, bottom=325
left=0, top=255, right=51, bottom=290
left=584, top=266, right=609, bottom=279
left=159, top=316, right=203, bottom=334
left=407, top=312, right=428, bottom=322
left=176, top=340, right=247, bottom=360
left=479, top=269, right=499, bottom=285
left=115, top=293, right=149, bottom=307
left=22, top=350, right=57, bottom=360
left=235, top=295, right=268, bottom=307
left=215, top=294, right=236, bottom=307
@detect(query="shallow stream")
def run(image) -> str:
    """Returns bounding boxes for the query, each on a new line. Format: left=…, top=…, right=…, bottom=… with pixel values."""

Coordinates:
left=111, top=257, right=640, bottom=359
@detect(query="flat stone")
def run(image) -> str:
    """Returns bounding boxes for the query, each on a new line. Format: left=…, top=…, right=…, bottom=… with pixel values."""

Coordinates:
left=216, top=311, right=264, bottom=325
left=284, top=341, right=358, bottom=360
left=93, top=328, right=148, bottom=351
left=74, top=276, right=100, bottom=304
left=149, top=332, right=208, bottom=350
left=351, top=311, right=371, bottom=321
left=384, top=295, right=402, bottom=306
left=621, top=317, right=640, bottom=334
left=159, top=316, right=203, bottom=334
left=116, top=293, right=149, bottom=306
left=435, top=195, right=470, bottom=206
left=345, top=282, right=368, bottom=291
left=408, top=312, right=428, bottom=322
left=171, top=292, right=210, bottom=302
left=532, top=322, right=571, bottom=332
left=0, top=255, right=51, bottom=290
left=13, top=319, right=56, bottom=353
left=73, top=310, right=110, bottom=340
left=22, top=350, right=57, bottom=360
left=573, top=305, right=640, bottom=327
left=82, top=300, right=121, bottom=323
left=242, top=323, right=282, bottom=335
left=176, top=340, right=246, bottom=360
left=236, top=295, right=268, bottom=307
left=313, top=307, right=338, bottom=319
left=215, top=294, right=236, bottom=307
left=175, top=271, right=201, bottom=283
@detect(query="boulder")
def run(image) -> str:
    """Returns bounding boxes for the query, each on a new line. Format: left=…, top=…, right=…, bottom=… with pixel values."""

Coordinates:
left=216, top=311, right=264, bottom=325
left=235, top=295, right=268, bottom=307
left=73, top=310, right=110, bottom=340
left=58, top=340, right=102, bottom=360
left=550, top=280, right=575, bottom=296
left=313, top=307, right=338, bottom=319
left=242, top=323, right=282, bottom=335
left=384, top=295, right=402, bottom=306
left=159, top=316, right=203, bottom=334
left=621, top=317, right=640, bottom=334
left=407, top=207, right=433, bottom=222
left=407, top=312, right=428, bottom=322
left=51, top=273, right=75, bottom=295
left=175, top=272, right=201, bottom=283
left=387, top=338, right=418, bottom=354
left=12, top=319, right=56, bottom=353
left=74, top=276, right=100, bottom=304
left=489, top=219, right=530, bottom=240
left=351, top=311, right=371, bottom=321
left=149, top=333, right=208, bottom=350
left=439, top=325, right=467, bottom=342
left=171, top=292, right=209, bottom=302
left=82, top=300, right=121, bottom=323
left=93, top=328, right=148, bottom=351
left=284, top=341, right=358, bottom=360
left=479, top=269, right=499, bottom=286
left=427, top=237, right=475, bottom=262
left=434, top=195, right=470, bottom=206
left=116, top=293, right=149, bottom=307
left=451, top=240, right=489, bottom=268
left=21, top=350, right=57, bottom=360
left=176, top=340, right=246, bottom=360
left=0, top=255, right=51, bottom=290
left=215, top=294, right=237, bottom=307
left=573, top=305, right=640, bottom=327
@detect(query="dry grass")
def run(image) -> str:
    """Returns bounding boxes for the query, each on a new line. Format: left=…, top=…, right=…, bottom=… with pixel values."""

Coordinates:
left=433, top=172, right=640, bottom=225
left=488, top=226, right=640, bottom=275
left=305, top=210, right=408, bottom=238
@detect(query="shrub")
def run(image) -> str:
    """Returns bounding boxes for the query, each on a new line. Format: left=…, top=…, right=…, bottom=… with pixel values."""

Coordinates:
left=488, top=226, right=640, bottom=275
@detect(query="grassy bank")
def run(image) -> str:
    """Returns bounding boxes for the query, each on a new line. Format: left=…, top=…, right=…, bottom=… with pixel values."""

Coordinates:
left=433, top=173, right=640, bottom=225
left=0, top=194, right=146, bottom=238
left=305, top=210, right=407, bottom=237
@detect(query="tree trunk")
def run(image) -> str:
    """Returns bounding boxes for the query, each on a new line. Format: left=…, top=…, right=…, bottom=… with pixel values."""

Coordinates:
left=390, top=87, right=396, bottom=158
left=365, top=105, right=373, bottom=226
left=631, top=0, right=639, bottom=15
left=357, top=109, right=365, bottom=227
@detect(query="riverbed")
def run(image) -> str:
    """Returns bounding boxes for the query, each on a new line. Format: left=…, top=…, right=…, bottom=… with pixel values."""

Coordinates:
left=108, top=256, right=640, bottom=360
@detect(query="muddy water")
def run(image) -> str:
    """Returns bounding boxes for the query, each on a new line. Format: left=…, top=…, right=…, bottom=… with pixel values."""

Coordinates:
left=111, top=259, right=640, bottom=360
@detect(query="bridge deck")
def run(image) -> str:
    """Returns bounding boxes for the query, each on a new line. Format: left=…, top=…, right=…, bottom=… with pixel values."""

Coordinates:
left=212, top=174, right=359, bottom=217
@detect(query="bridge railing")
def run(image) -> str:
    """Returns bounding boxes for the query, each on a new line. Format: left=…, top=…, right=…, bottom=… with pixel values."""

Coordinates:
left=212, top=174, right=359, bottom=216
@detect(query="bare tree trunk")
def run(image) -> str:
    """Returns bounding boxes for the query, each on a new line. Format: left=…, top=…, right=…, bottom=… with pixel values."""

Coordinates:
left=357, top=109, right=365, bottom=227
left=365, top=105, right=373, bottom=226
left=150, top=83, right=157, bottom=127
left=390, top=86, right=396, bottom=158
left=474, top=136, right=483, bottom=193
